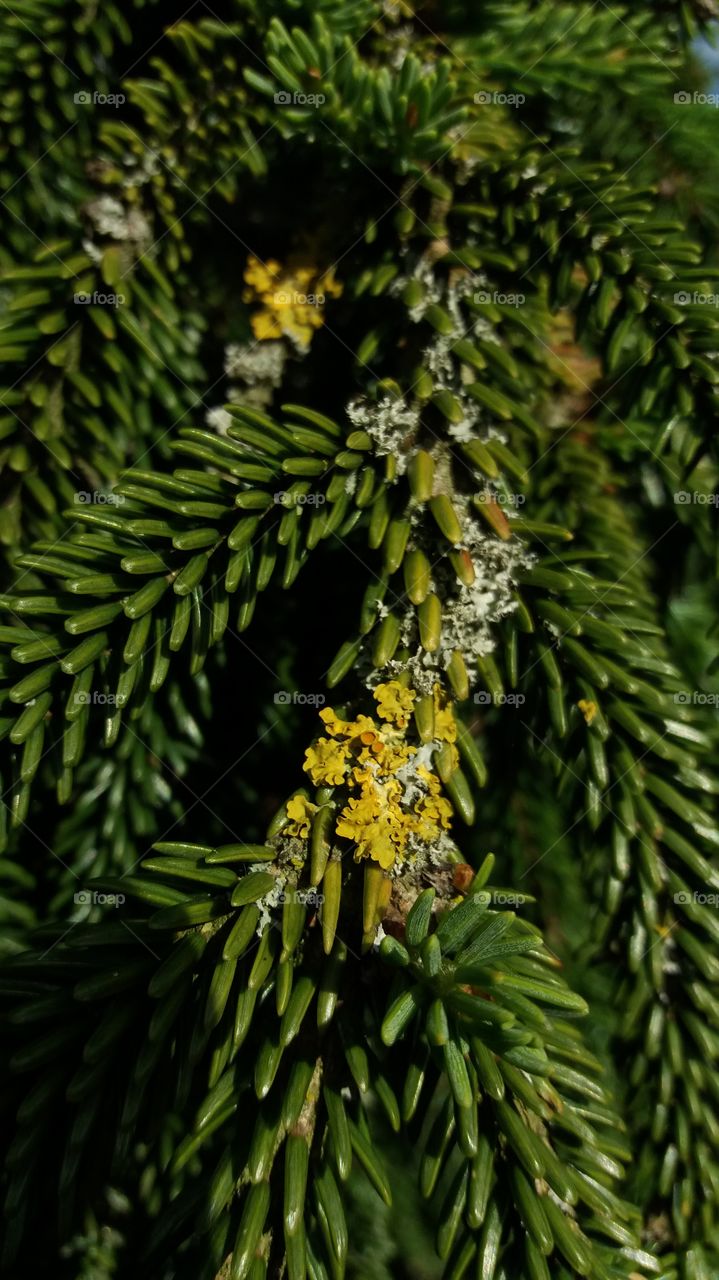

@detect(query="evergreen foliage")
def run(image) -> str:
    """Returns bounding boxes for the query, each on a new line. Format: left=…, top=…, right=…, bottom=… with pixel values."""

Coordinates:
left=1, top=2, right=718, bottom=1278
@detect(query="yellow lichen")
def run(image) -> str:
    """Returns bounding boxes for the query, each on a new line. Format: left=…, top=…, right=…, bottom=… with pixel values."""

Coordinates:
left=577, top=698, right=598, bottom=725
left=285, top=794, right=318, bottom=837
left=374, top=681, right=415, bottom=728
left=293, top=681, right=456, bottom=870
left=319, top=707, right=374, bottom=739
left=243, top=254, right=342, bottom=350
left=303, top=737, right=350, bottom=787
left=434, top=683, right=457, bottom=742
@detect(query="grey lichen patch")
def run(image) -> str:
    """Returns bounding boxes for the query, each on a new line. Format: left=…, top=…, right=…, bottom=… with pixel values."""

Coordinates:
left=383, top=846, right=461, bottom=933
left=249, top=835, right=310, bottom=936
left=364, top=498, right=533, bottom=692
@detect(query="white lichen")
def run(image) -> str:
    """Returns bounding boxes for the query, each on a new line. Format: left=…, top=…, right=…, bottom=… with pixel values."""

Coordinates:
left=384, top=27, right=420, bottom=68
left=205, top=406, right=233, bottom=436
left=445, top=271, right=477, bottom=334
left=434, top=505, right=534, bottom=670
left=346, top=395, right=420, bottom=475
left=447, top=419, right=478, bottom=443
left=120, top=148, right=161, bottom=187
left=372, top=923, right=387, bottom=948
left=84, top=195, right=151, bottom=244
left=390, top=255, right=443, bottom=322
left=225, top=340, right=286, bottom=388
left=254, top=872, right=287, bottom=936
left=423, top=335, right=455, bottom=384
left=208, top=341, right=289, bottom=427
left=81, top=237, right=103, bottom=265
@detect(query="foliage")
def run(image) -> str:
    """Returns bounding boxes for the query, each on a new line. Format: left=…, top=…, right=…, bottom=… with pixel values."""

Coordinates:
left=1, top=2, right=719, bottom=1279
